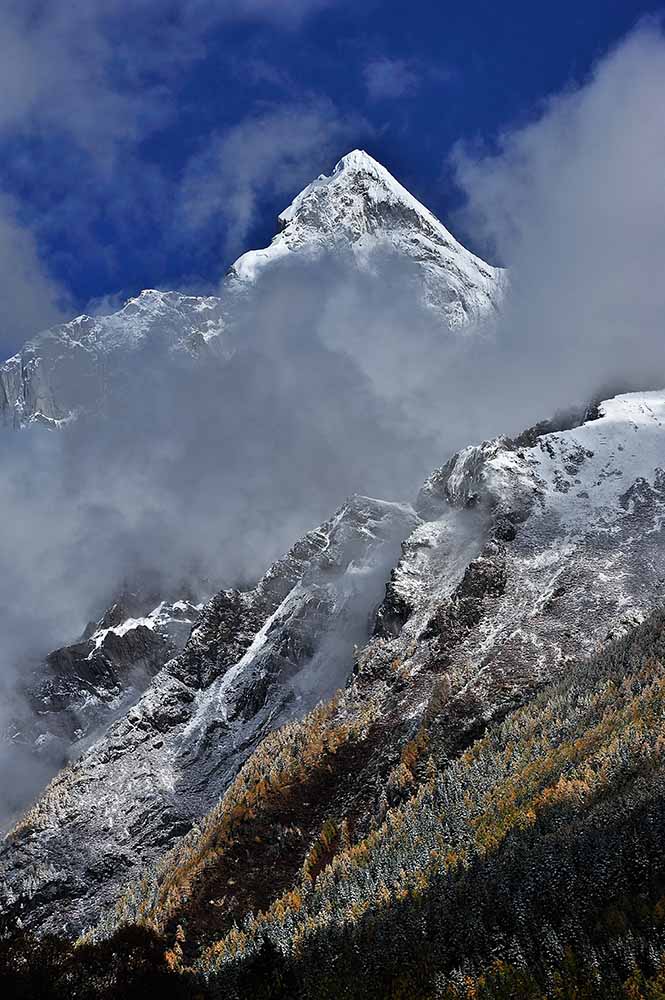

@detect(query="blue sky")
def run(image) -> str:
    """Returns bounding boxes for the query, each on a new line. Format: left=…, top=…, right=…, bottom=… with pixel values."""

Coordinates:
left=0, top=0, right=660, bottom=348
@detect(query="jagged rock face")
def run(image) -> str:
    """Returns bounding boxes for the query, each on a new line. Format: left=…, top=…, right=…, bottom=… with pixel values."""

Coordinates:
left=26, top=598, right=202, bottom=748
left=3, top=389, right=665, bottom=944
left=0, top=496, right=417, bottom=935
left=2, top=597, right=202, bottom=831
left=0, top=151, right=505, bottom=428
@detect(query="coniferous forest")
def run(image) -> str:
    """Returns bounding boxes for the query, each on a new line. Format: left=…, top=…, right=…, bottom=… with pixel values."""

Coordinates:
left=5, top=612, right=665, bottom=999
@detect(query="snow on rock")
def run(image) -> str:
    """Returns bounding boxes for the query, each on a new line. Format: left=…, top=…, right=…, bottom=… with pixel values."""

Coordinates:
left=0, top=151, right=504, bottom=428
left=2, top=597, right=204, bottom=831
left=87, top=599, right=203, bottom=656
left=0, top=496, right=418, bottom=935
left=362, top=390, right=665, bottom=741
left=231, top=149, right=506, bottom=326
left=3, top=389, right=665, bottom=937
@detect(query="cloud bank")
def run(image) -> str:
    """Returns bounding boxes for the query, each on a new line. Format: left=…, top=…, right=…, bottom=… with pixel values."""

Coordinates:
left=363, top=58, right=421, bottom=101
left=451, top=19, right=665, bottom=426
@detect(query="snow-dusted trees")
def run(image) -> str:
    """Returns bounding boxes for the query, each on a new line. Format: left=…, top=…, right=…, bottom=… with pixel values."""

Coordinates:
left=187, top=611, right=665, bottom=997
left=6, top=613, right=665, bottom=998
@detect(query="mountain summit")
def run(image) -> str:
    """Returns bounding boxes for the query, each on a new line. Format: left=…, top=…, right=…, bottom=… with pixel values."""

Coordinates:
left=231, top=149, right=505, bottom=324
left=0, top=151, right=504, bottom=428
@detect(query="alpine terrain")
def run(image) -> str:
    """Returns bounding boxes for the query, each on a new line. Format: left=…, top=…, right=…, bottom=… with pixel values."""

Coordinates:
left=0, top=151, right=504, bottom=430
left=2, top=152, right=665, bottom=1000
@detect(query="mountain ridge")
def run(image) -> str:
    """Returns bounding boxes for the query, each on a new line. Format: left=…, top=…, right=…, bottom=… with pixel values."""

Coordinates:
left=2, top=149, right=665, bottom=1000
left=0, top=150, right=505, bottom=428
left=3, top=388, right=665, bottom=942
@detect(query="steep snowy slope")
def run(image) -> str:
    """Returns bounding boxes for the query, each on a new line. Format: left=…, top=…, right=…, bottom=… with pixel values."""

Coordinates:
left=1, top=496, right=417, bottom=934
left=361, top=390, right=665, bottom=739
left=3, top=390, right=665, bottom=939
left=0, top=151, right=504, bottom=427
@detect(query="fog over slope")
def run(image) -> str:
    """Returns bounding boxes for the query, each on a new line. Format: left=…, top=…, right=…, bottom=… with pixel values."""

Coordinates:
left=1, top=23, right=665, bottom=823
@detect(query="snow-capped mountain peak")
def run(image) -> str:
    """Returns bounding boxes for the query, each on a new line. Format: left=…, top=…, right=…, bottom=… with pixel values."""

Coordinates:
left=231, top=149, right=506, bottom=326
left=278, top=148, right=450, bottom=234
left=0, top=150, right=505, bottom=428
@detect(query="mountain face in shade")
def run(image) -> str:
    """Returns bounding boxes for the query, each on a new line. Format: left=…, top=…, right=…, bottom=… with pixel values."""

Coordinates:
left=1, top=595, right=203, bottom=830
left=0, top=290, right=228, bottom=428
left=0, top=151, right=504, bottom=429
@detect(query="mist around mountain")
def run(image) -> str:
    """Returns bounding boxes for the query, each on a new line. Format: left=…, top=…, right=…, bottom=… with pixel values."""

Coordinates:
left=3, top=26, right=665, bottom=996
left=0, top=151, right=509, bottom=826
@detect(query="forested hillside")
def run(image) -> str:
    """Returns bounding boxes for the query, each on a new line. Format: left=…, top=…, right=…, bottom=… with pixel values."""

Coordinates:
left=4, top=611, right=665, bottom=999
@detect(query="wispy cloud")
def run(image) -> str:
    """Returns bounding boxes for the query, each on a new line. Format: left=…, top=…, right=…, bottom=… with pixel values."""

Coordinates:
left=0, top=0, right=334, bottom=166
left=219, top=0, right=337, bottom=24
left=179, top=99, right=371, bottom=259
left=0, top=194, right=69, bottom=351
left=363, top=57, right=421, bottom=101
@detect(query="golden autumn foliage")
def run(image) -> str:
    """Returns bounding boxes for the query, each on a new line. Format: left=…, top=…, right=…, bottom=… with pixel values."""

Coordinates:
left=112, top=690, right=376, bottom=935
left=65, top=614, right=665, bottom=1000
left=182, top=626, right=665, bottom=981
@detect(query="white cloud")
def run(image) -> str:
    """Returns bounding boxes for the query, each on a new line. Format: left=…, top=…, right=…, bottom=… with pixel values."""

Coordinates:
left=0, top=195, right=68, bottom=350
left=451, top=20, right=665, bottom=426
left=85, top=291, right=131, bottom=318
left=0, top=0, right=336, bottom=163
left=0, top=3, right=169, bottom=165
left=363, top=57, right=421, bottom=101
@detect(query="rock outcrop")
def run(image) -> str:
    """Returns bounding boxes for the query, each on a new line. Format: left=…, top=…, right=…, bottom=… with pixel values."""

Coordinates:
left=0, top=496, right=417, bottom=934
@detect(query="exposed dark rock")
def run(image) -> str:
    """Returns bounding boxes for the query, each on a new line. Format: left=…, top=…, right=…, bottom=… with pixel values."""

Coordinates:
left=422, top=544, right=507, bottom=648
left=373, top=576, right=413, bottom=638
